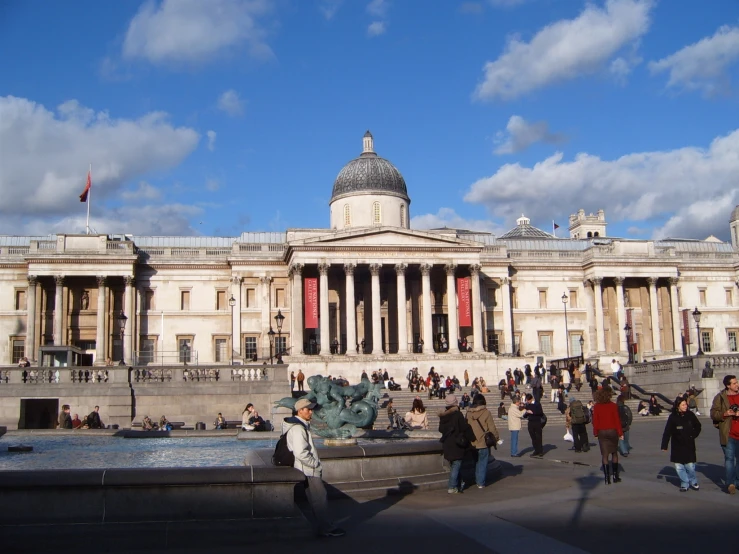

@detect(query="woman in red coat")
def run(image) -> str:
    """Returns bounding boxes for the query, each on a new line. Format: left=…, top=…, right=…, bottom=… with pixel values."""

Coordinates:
left=592, top=387, right=624, bottom=484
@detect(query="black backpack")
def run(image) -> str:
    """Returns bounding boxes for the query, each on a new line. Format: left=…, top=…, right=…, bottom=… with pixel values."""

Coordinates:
left=272, top=432, right=295, bottom=466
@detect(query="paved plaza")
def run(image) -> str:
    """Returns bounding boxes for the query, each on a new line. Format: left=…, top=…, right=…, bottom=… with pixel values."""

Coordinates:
left=3, top=417, right=735, bottom=554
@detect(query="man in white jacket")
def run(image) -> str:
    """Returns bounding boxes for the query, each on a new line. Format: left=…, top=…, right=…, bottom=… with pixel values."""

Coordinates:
left=284, top=398, right=345, bottom=538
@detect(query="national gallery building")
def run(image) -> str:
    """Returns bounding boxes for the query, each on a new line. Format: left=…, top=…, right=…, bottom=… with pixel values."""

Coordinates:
left=1, top=132, right=738, bottom=379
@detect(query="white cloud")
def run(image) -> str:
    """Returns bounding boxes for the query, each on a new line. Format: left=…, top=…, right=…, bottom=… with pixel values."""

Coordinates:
left=217, top=89, right=244, bottom=116
left=122, top=0, right=273, bottom=65
left=464, top=129, right=739, bottom=241
left=411, top=208, right=506, bottom=235
left=366, top=0, right=389, bottom=18
left=0, top=95, right=199, bottom=229
left=207, top=130, right=217, bottom=151
left=121, top=181, right=162, bottom=201
left=320, top=0, right=343, bottom=20
left=367, top=21, right=386, bottom=37
left=474, top=0, right=652, bottom=101
left=494, top=115, right=566, bottom=155
left=649, top=25, right=739, bottom=95
left=205, top=178, right=220, bottom=192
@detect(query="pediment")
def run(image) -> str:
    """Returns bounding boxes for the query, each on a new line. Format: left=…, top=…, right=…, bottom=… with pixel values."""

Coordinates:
left=293, top=227, right=481, bottom=249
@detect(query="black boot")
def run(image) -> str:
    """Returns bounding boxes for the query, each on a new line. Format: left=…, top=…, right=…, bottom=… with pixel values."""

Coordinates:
left=612, top=461, right=621, bottom=483
left=603, top=463, right=611, bottom=485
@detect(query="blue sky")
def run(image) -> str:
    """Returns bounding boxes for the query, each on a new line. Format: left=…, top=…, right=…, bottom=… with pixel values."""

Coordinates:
left=1, top=0, right=738, bottom=241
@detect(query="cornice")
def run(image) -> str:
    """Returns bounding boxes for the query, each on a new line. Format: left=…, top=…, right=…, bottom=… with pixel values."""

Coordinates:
left=26, top=257, right=138, bottom=265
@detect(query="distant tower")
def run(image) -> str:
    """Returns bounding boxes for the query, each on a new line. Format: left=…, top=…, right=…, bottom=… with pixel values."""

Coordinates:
left=731, top=205, right=739, bottom=249
left=569, top=209, right=607, bottom=239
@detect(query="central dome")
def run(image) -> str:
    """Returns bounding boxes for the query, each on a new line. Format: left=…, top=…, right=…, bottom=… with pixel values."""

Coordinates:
left=330, top=131, right=409, bottom=202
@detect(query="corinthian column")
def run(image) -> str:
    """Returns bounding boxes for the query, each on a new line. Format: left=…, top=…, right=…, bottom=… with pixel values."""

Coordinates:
left=319, top=263, right=331, bottom=355
left=470, top=264, right=484, bottom=353
left=369, top=264, right=382, bottom=354
left=344, top=264, right=356, bottom=355
left=421, top=264, right=433, bottom=352
left=26, top=276, right=37, bottom=361
left=95, top=276, right=106, bottom=363
left=289, top=264, right=304, bottom=354
left=501, top=277, right=513, bottom=355
left=54, top=276, right=65, bottom=346
left=669, top=277, right=681, bottom=353
left=614, top=277, right=627, bottom=354
left=647, top=277, right=662, bottom=352
left=396, top=264, right=408, bottom=354
left=124, top=276, right=135, bottom=365
left=593, top=277, right=606, bottom=352
left=445, top=264, right=458, bottom=353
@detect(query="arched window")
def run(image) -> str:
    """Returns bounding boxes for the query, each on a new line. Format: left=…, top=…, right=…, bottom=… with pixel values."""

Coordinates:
left=587, top=231, right=593, bottom=238
left=400, top=204, right=405, bottom=228
left=344, top=204, right=351, bottom=227
left=373, top=202, right=381, bottom=225
left=594, top=232, right=599, bottom=237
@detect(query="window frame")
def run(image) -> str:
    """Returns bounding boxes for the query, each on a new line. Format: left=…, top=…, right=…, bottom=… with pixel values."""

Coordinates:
left=244, top=335, right=258, bottom=360
left=372, top=202, right=381, bottom=225
left=10, top=336, right=25, bottom=364
left=178, top=335, right=194, bottom=363
left=15, top=288, right=27, bottom=311
left=537, top=331, right=553, bottom=355
left=728, top=330, right=738, bottom=353
left=700, top=329, right=712, bottom=353
left=180, top=289, right=191, bottom=311
left=213, top=335, right=230, bottom=363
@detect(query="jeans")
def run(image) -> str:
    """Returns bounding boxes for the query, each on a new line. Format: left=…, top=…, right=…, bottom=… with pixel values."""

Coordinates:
left=475, top=447, right=490, bottom=487
left=510, top=430, right=519, bottom=456
left=618, top=429, right=631, bottom=455
left=722, top=436, right=739, bottom=488
left=674, top=462, right=698, bottom=489
left=448, top=459, right=463, bottom=490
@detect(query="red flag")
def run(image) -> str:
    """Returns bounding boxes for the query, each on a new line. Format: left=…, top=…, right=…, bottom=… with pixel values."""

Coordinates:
left=79, top=171, right=91, bottom=202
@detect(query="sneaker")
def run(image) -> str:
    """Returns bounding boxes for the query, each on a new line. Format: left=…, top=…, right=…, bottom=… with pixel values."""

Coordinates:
left=477, top=485, right=485, bottom=489
left=447, top=487, right=462, bottom=494
left=320, top=528, right=346, bottom=538
left=679, top=487, right=688, bottom=492
left=729, top=484, right=737, bottom=495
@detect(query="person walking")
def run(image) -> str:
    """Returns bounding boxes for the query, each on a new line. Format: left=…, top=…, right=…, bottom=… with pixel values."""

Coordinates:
left=710, top=374, right=739, bottom=494
left=466, top=394, right=499, bottom=489
left=296, top=369, right=305, bottom=392
left=284, top=398, right=345, bottom=537
left=508, top=396, right=524, bottom=456
left=568, top=397, right=590, bottom=453
left=523, top=393, right=545, bottom=458
left=439, top=394, right=476, bottom=494
left=592, top=387, right=624, bottom=484
left=661, top=396, right=702, bottom=492
left=616, top=394, right=633, bottom=457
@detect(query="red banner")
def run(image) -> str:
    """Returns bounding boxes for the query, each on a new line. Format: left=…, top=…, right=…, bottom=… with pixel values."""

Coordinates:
left=304, top=278, right=318, bottom=329
left=682, top=309, right=691, bottom=344
left=457, top=277, right=471, bottom=327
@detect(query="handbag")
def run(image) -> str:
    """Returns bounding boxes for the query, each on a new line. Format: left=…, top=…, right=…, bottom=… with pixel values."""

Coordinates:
left=472, top=416, right=497, bottom=449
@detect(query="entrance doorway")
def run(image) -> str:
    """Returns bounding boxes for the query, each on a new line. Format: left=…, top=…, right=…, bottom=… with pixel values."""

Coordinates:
left=19, top=398, right=59, bottom=429
left=432, top=314, right=449, bottom=352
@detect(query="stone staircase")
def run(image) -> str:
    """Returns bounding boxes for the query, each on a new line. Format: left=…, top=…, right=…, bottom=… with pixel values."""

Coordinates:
left=374, top=383, right=670, bottom=431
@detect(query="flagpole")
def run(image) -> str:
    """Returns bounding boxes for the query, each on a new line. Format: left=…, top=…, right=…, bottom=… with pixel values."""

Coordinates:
left=86, top=164, right=91, bottom=234
left=552, top=220, right=555, bottom=237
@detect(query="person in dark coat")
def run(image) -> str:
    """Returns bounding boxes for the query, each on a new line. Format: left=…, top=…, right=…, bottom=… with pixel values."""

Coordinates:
left=438, top=394, right=476, bottom=494
left=58, top=404, right=72, bottom=429
left=523, top=393, right=545, bottom=457
left=661, top=397, right=702, bottom=492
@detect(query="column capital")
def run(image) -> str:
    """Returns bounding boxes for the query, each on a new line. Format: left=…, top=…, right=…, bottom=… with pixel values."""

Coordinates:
left=668, top=277, right=679, bottom=287
left=124, top=276, right=135, bottom=287
left=469, top=264, right=481, bottom=277
left=395, top=263, right=408, bottom=276
left=444, top=263, right=457, bottom=276
left=613, top=276, right=625, bottom=286
left=369, top=263, right=381, bottom=276
left=260, top=276, right=272, bottom=285
left=96, top=275, right=106, bottom=287
left=55, top=275, right=65, bottom=286
left=27, top=275, right=38, bottom=286
left=420, top=263, right=432, bottom=276
left=318, top=263, right=330, bottom=276
left=592, top=276, right=603, bottom=286
left=583, top=279, right=591, bottom=288
left=344, top=262, right=356, bottom=276
left=646, top=277, right=659, bottom=287
left=288, top=263, right=304, bottom=277
left=501, top=277, right=511, bottom=286
left=231, top=276, right=242, bottom=285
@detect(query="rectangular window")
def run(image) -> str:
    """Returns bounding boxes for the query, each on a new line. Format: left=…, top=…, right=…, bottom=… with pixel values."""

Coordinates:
left=701, top=330, right=712, bottom=353
left=486, top=332, right=499, bottom=354
left=511, top=288, right=518, bottom=309
left=513, top=333, right=522, bottom=355
left=728, top=331, right=737, bottom=352
left=15, top=290, right=27, bottom=310
left=180, top=290, right=190, bottom=311
left=275, top=288, right=285, bottom=308
left=144, top=289, right=155, bottom=311
left=246, top=288, right=256, bottom=308
left=139, top=336, right=157, bottom=363
left=276, top=335, right=287, bottom=357
left=178, top=336, right=193, bottom=363
left=214, top=337, right=228, bottom=362
left=216, top=290, right=226, bottom=311
left=538, top=332, right=552, bottom=355
left=571, top=333, right=583, bottom=357
left=727, top=289, right=734, bottom=306
left=12, top=338, right=25, bottom=364
left=487, top=287, right=497, bottom=308
left=569, top=290, right=578, bottom=309
left=699, top=289, right=706, bottom=307
left=538, top=290, right=547, bottom=309
left=244, top=336, right=258, bottom=360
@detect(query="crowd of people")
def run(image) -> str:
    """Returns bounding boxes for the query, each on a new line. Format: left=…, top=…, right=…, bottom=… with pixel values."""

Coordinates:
left=56, top=405, right=105, bottom=430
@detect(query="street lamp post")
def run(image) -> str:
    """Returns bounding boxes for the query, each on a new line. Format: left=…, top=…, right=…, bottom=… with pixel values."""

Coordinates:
left=274, top=309, right=285, bottom=364
left=117, top=311, right=127, bottom=366
left=579, top=335, right=585, bottom=365
left=624, top=323, right=632, bottom=364
left=692, top=307, right=703, bottom=355
left=228, top=295, right=236, bottom=365
left=561, top=292, right=570, bottom=360
left=268, top=327, right=275, bottom=364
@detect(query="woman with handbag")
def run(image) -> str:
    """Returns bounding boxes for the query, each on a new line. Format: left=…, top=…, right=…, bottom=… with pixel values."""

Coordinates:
left=439, top=394, right=476, bottom=494
left=661, top=397, right=702, bottom=492
left=466, top=394, right=500, bottom=489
